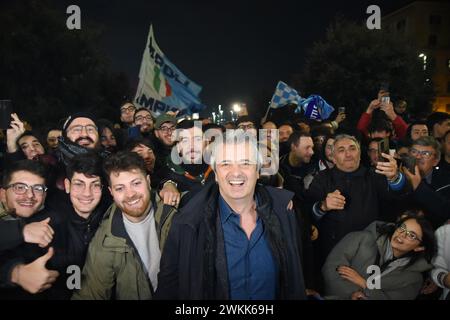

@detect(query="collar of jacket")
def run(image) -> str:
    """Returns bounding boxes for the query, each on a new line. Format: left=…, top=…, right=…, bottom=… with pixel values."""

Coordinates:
left=0, top=201, right=10, bottom=219
left=67, top=201, right=104, bottom=230
left=331, top=165, right=367, bottom=179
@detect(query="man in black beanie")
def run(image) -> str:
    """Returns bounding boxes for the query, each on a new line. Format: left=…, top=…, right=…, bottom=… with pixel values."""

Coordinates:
left=62, top=112, right=99, bottom=150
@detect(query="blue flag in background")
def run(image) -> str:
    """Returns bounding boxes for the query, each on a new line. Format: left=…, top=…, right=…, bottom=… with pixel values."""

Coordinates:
left=134, top=25, right=205, bottom=116
left=295, top=95, right=334, bottom=120
left=269, top=81, right=303, bottom=109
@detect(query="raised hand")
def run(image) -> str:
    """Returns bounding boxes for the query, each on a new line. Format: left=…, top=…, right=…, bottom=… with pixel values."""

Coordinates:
left=320, top=190, right=346, bottom=211
left=23, top=217, right=54, bottom=248
left=11, top=247, right=59, bottom=294
left=376, top=152, right=399, bottom=181
left=6, top=113, right=26, bottom=153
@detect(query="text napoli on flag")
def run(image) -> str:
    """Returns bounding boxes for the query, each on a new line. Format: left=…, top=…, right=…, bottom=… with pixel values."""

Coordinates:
left=269, top=81, right=303, bottom=109
left=134, top=25, right=205, bottom=116
left=295, top=95, right=335, bottom=120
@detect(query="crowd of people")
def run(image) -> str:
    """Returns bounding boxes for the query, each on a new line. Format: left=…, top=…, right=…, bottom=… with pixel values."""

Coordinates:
left=0, top=88, right=449, bottom=300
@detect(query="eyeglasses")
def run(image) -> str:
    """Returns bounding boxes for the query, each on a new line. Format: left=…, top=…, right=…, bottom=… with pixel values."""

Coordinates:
left=237, top=124, right=255, bottom=130
left=410, top=148, right=434, bottom=159
left=368, top=148, right=378, bottom=153
left=5, top=183, right=47, bottom=195
left=71, top=181, right=102, bottom=193
left=158, top=126, right=176, bottom=133
left=397, top=223, right=422, bottom=242
left=135, top=115, right=153, bottom=122
left=121, top=106, right=136, bottom=114
left=68, top=125, right=98, bottom=135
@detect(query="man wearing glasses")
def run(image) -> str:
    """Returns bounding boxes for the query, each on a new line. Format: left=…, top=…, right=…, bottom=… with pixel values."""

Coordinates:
left=0, top=160, right=59, bottom=298
left=133, top=108, right=154, bottom=136
left=151, top=114, right=176, bottom=170
left=119, top=102, right=136, bottom=128
left=402, top=136, right=450, bottom=228
left=62, top=112, right=99, bottom=150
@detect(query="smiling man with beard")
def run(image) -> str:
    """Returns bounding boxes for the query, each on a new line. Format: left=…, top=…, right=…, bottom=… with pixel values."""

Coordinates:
left=72, top=151, right=178, bottom=300
left=160, top=120, right=215, bottom=206
left=63, top=112, right=99, bottom=150
left=156, top=130, right=306, bottom=300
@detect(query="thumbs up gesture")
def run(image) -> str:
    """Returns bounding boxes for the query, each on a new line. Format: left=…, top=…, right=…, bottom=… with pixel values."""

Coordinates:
left=11, top=247, right=60, bottom=294
left=23, top=217, right=54, bottom=248
left=320, top=190, right=346, bottom=211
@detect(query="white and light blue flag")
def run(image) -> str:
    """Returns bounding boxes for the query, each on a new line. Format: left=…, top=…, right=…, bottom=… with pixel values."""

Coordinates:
left=269, top=81, right=303, bottom=109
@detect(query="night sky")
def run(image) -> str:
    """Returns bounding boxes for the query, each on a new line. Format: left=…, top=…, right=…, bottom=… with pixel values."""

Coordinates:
left=60, top=0, right=413, bottom=112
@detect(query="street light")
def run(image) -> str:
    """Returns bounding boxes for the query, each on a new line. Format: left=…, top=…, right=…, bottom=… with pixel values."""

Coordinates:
left=419, top=53, right=427, bottom=71
left=233, top=103, right=241, bottom=113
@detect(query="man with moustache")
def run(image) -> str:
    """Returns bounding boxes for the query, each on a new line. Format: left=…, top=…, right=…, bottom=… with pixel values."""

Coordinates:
left=133, top=108, right=154, bottom=137
left=279, top=131, right=316, bottom=195
left=72, top=151, right=178, bottom=300
left=161, top=120, right=215, bottom=206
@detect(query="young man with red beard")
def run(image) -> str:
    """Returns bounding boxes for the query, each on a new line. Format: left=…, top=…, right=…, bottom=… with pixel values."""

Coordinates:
left=72, top=151, right=178, bottom=300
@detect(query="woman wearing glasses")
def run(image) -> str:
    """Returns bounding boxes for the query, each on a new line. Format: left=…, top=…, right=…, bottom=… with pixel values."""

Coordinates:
left=322, top=212, right=436, bottom=300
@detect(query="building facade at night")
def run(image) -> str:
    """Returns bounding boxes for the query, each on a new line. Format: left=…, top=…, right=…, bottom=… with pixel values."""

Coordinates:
left=383, top=0, right=450, bottom=113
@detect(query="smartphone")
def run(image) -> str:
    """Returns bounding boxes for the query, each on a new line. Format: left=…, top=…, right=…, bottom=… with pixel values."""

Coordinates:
left=381, top=96, right=390, bottom=105
left=378, top=138, right=390, bottom=162
left=401, top=154, right=416, bottom=174
left=0, top=100, right=13, bottom=129
left=338, top=107, right=346, bottom=113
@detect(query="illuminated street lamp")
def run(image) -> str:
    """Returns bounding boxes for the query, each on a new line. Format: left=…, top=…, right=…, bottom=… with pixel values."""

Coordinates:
left=419, top=53, right=427, bottom=71
left=233, top=103, right=241, bottom=113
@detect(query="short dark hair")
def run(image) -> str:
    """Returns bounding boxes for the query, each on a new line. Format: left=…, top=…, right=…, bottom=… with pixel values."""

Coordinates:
left=2, top=160, right=48, bottom=188
left=65, top=152, right=104, bottom=181
left=176, top=119, right=197, bottom=130
left=236, top=116, right=257, bottom=127
left=16, top=131, right=45, bottom=151
left=395, top=139, right=411, bottom=152
left=103, top=151, right=147, bottom=185
left=288, top=131, right=312, bottom=149
left=367, top=137, right=383, bottom=146
left=203, top=123, right=225, bottom=132
left=133, top=108, right=152, bottom=122
left=427, top=112, right=450, bottom=133
left=125, top=137, right=155, bottom=152
left=368, top=119, right=392, bottom=134
left=407, top=121, right=428, bottom=139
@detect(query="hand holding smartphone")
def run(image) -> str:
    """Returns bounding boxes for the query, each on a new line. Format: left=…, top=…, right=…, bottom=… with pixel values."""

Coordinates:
left=377, top=138, right=390, bottom=162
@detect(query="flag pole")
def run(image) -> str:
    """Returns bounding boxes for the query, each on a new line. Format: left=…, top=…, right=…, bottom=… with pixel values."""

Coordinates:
left=260, top=103, right=272, bottom=125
